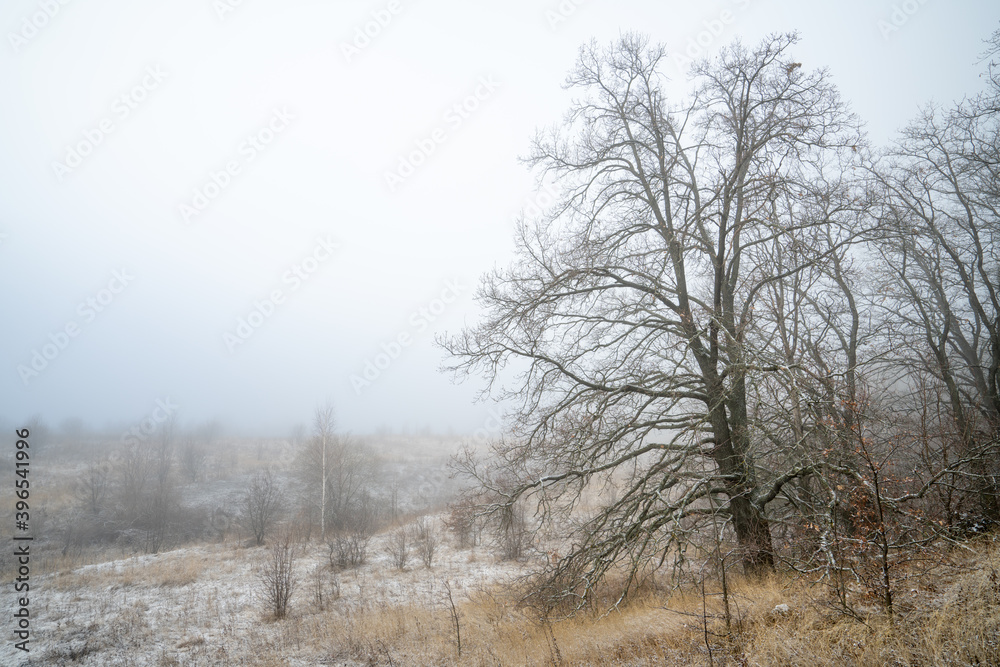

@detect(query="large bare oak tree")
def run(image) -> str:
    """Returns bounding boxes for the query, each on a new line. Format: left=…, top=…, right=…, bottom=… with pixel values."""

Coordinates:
left=443, top=33, right=866, bottom=598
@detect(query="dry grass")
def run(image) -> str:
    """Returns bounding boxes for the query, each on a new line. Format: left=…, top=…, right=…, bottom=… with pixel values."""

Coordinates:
left=266, top=536, right=1000, bottom=666
left=23, top=530, right=1000, bottom=666
left=48, top=549, right=207, bottom=591
left=673, top=536, right=1000, bottom=667
left=267, top=593, right=689, bottom=666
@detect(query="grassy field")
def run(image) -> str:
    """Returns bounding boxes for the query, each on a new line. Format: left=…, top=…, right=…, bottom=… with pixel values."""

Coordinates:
left=3, top=521, right=997, bottom=665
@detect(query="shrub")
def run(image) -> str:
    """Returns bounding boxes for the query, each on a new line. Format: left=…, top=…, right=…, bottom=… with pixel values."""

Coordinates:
left=257, top=533, right=296, bottom=619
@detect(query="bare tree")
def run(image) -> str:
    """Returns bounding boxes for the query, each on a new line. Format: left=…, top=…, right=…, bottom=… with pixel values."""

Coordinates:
left=870, top=30, right=1000, bottom=524
left=75, top=458, right=110, bottom=516
left=443, top=33, right=866, bottom=604
left=24, top=416, right=50, bottom=454
left=116, top=441, right=154, bottom=521
left=444, top=498, right=482, bottom=549
left=313, top=403, right=335, bottom=542
left=140, top=414, right=179, bottom=553
left=239, top=469, right=284, bottom=546
left=181, top=420, right=217, bottom=484
left=180, top=437, right=205, bottom=483
left=295, top=420, right=379, bottom=537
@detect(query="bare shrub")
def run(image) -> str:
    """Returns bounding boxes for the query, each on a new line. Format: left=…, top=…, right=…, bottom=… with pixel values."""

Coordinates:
left=60, top=511, right=118, bottom=558
left=328, top=532, right=370, bottom=570
left=327, top=491, right=380, bottom=569
left=139, top=490, right=178, bottom=554
left=386, top=527, right=410, bottom=570
left=311, top=562, right=339, bottom=611
left=210, top=507, right=232, bottom=541
left=415, top=517, right=438, bottom=568
left=257, top=533, right=296, bottom=619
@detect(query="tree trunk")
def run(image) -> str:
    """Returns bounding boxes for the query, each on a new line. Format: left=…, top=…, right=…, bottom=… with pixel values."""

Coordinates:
left=708, top=389, right=775, bottom=575
left=729, top=494, right=775, bottom=575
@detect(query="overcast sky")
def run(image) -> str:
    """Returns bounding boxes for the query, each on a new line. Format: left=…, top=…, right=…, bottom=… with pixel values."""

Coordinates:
left=1, top=0, right=997, bottom=437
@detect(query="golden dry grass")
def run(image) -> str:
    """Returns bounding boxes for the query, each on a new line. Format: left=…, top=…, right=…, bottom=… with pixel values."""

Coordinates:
left=32, top=533, right=1000, bottom=666
left=259, top=593, right=690, bottom=666
left=672, top=536, right=1000, bottom=667
left=264, top=536, right=1000, bottom=666
left=48, top=549, right=207, bottom=591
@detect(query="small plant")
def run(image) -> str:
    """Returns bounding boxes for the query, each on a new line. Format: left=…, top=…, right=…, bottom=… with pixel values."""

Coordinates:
left=311, top=563, right=339, bottom=611
left=328, top=530, right=370, bottom=570
left=387, top=527, right=410, bottom=570
left=415, top=517, right=438, bottom=568
left=257, top=532, right=296, bottom=618
left=444, top=580, right=462, bottom=658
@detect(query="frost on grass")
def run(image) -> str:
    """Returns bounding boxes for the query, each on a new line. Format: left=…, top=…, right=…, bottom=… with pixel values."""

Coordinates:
left=0, top=523, right=528, bottom=666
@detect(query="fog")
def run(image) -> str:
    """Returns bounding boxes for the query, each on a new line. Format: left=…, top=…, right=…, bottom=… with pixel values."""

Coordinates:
left=1, top=0, right=996, bottom=436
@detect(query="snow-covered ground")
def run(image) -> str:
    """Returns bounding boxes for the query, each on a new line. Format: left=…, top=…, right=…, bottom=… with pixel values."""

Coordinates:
left=2, top=521, right=532, bottom=666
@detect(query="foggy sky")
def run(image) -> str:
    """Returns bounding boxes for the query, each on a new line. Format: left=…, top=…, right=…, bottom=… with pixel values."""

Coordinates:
left=2, top=0, right=997, bottom=437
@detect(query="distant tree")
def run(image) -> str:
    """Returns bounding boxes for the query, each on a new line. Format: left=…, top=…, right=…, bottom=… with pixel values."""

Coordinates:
left=181, top=420, right=218, bottom=483
left=25, top=416, right=50, bottom=453
left=116, top=441, right=154, bottom=519
left=59, top=416, right=87, bottom=440
left=180, top=437, right=206, bottom=483
left=239, top=469, right=284, bottom=546
left=314, top=403, right=336, bottom=542
left=295, top=410, right=379, bottom=537
left=75, top=458, right=110, bottom=516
